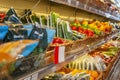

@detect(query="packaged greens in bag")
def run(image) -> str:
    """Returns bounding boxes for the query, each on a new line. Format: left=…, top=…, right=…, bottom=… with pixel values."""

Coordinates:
left=4, top=7, right=18, bottom=21
left=29, top=17, right=55, bottom=53
left=29, top=25, right=48, bottom=54
left=19, top=41, right=39, bottom=57
left=23, top=24, right=33, bottom=37
left=5, top=24, right=33, bottom=41
left=8, top=14, right=22, bottom=24
left=5, top=29, right=27, bottom=41
left=4, top=7, right=22, bottom=24
left=3, top=40, right=39, bottom=75
left=0, top=40, right=38, bottom=67
left=46, top=28, right=55, bottom=43
left=0, top=25, right=8, bottom=41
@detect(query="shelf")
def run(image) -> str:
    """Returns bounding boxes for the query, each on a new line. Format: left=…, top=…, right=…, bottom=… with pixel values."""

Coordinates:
left=106, top=51, right=120, bottom=80
left=50, top=0, right=120, bottom=21
left=14, top=30, right=119, bottom=80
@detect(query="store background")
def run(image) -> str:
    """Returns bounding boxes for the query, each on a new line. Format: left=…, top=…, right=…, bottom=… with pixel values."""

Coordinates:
left=0, top=0, right=108, bottom=21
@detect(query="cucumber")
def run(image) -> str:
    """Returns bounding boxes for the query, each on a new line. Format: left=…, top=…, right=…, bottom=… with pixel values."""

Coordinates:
left=61, top=22, right=66, bottom=39
left=63, top=22, right=72, bottom=40
left=41, top=15, right=47, bottom=25
left=51, top=12, right=59, bottom=28
left=31, top=15, right=40, bottom=23
left=58, top=23, right=63, bottom=38
left=72, top=35, right=79, bottom=40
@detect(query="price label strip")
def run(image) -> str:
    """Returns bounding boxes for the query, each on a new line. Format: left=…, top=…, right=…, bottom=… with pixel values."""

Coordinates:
left=54, top=46, right=65, bottom=64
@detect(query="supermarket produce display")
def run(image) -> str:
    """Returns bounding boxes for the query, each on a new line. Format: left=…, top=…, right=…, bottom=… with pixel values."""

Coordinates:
left=106, top=52, right=120, bottom=80
left=42, top=40, right=120, bottom=80
left=0, top=0, right=120, bottom=80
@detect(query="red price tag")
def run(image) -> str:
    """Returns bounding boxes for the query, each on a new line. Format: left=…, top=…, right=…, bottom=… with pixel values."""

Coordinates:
left=54, top=46, right=65, bottom=64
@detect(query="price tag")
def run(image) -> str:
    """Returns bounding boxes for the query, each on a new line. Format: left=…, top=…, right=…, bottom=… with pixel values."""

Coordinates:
left=74, top=55, right=77, bottom=59
left=67, top=0, right=71, bottom=4
left=66, top=21, right=72, bottom=32
left=54, top=46, right=65, bottom=64
left=31, top=73, right=38, bottom=80
left=24, top=77, right=31, bottom=80
left=76, top=1, right=79, bottom=6
left=105, top=13, right=111, bottom=18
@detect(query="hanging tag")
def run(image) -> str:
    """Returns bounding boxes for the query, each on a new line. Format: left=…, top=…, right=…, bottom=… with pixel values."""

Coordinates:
left=31, top=72, right=38, bottom=80
left=54, top=46, right=65, bottom=64
left=24, top=76, right=31, bottom=80
left=66, top=21, right=72, bottom=32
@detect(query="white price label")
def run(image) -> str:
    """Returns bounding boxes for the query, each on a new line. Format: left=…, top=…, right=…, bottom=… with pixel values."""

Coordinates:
left=51, top=66, right=56, bottom=72
left=76, top=1, right=79, bottom=6
left=54, top=46, right=65, bottom=64
left=74, top=55, right=77, bottom=59
left=31, top=73, right=38, bottom=80
left=66, top=21, right=72, bottom=32
left=58, top=46, right=65, bottom=63
left=67, top=0, right=71, bottom=4
left=105, top=13, right=111, bottom=18
left=24, top=77, right=31, bottom=80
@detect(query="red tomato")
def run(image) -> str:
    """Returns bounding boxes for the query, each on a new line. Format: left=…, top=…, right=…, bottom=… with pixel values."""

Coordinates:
left=71, top=26, right=77, bottom=30
left=0, top=13, right=6, bottom=19
left=52, top=38, right=64, bottom=44
left=77, top=27, right=84, bottom=33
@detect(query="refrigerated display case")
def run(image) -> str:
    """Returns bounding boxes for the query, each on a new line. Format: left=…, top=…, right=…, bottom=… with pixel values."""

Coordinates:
left=0, top=0, right=120, bottom=80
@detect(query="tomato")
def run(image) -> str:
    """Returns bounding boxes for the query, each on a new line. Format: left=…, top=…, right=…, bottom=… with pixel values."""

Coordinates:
left=0, top=13, right=6, bottom=19
left=52, top=38, right=64, bottom=44
left=77, top=27, right=84, bottom=33
left=71, top=26, right=77, bottom=30
left=84, top=29, right=94, bottom=37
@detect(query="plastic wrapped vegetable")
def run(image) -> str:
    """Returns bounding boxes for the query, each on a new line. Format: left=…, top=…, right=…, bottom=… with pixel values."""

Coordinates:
left=0, top=25, right=8, bottom=41
left=5, top=24, right=33, bottom=41
left=0, top=40, right=38, bottom=67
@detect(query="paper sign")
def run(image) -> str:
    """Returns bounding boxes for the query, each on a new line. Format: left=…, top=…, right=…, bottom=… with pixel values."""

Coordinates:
left=66, top=21, right=72, bottom=32
left=54, top=46, right=65, bottom=64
